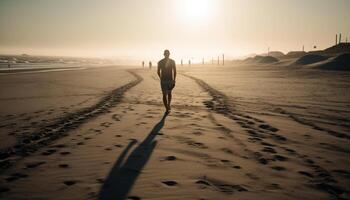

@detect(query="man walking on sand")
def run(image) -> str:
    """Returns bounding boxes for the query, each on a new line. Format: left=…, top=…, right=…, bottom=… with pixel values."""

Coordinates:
left=157, top=50, right=176, bottom=113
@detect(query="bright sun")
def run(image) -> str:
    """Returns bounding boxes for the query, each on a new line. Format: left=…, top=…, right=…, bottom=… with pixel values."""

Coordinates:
left=176, top=0, right=214, bottom=24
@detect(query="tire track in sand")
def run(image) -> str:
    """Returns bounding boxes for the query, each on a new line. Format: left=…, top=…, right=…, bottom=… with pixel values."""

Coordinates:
left=183, top=73, right=348, bottom=200
left=0, top=70, right=143, bottom=171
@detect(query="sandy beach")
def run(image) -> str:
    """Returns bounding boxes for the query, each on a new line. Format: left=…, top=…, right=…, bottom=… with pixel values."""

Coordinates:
left=0, top=66, right=135, bottom=150
left=1, top=0, right=350, bottom=199
left=0, top=64, right=349, bottom=200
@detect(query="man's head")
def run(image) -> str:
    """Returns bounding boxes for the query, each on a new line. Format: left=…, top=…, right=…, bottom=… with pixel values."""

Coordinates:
left=164, top=49, right=170, bottom=58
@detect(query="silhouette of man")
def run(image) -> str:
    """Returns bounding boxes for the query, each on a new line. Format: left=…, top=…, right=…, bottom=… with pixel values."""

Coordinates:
left=157, top=50, right=176, bottom=112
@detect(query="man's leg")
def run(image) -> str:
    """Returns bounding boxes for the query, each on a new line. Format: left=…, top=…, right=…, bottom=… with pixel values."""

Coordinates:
left=162, top=90, right=168, bottom=111
left=167, top=90, right=172, bottom=110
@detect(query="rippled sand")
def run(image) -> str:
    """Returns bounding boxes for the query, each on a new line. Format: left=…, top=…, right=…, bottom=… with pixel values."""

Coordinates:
left=0, top=64, right=349, bottom=200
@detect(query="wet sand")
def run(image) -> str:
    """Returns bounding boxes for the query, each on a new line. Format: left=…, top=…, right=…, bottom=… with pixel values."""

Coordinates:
left=0, top=64, right=349, bottom=200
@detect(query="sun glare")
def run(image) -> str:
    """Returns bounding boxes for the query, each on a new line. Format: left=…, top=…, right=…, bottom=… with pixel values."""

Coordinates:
left=176, top=0, right=214, bottom=24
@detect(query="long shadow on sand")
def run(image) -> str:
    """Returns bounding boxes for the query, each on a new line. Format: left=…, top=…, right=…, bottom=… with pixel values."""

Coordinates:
left=98, top=112, right=168, bottom=200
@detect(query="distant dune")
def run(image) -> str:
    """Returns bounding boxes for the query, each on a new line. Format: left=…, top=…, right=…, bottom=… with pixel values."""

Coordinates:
left=240, top=43, right=350, bottom=70
left=243, top=55, right=261, bottom=62
left=244, top=55, right=279, bottom=64
left=316, top=53, right=350, bottom=71
left=259, top=56, right=279, bottom=63
left=268, top=51, right=285, bottom=58
left=295, top=54, right=329, bottom=65
left=324, top=43, right=350, bottom=54
left=285, top=51, right=307, bottom=58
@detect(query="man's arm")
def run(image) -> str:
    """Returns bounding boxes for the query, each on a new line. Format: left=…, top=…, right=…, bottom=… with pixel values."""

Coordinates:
left=173, top=61, right=177, bottom=81
left=157, top=63, right=161, bottom=78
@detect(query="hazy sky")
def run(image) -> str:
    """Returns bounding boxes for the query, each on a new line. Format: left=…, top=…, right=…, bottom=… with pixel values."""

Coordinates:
left=0, top=0, right=349, bottom=60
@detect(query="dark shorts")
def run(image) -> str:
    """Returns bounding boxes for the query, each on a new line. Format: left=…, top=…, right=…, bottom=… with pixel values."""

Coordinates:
left=161, top=80, right=175, bottom=91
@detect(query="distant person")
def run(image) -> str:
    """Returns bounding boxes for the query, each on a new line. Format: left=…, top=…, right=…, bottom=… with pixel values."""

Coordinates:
left=157, top=50, right=176, bottom=112
left=142, top=61, right=145, bottom=68
left=149, top=61, right=152, bottom=69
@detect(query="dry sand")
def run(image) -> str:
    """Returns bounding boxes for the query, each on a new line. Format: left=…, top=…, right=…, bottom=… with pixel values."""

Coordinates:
left=0, top=64, right=349, bottom=200
left=0, top=66, right=134, bottom=150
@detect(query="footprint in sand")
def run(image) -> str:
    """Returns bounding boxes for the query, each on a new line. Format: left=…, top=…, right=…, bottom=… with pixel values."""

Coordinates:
left=271, top=166, right=286, bottom=171
left=162, top=180, right=178, bottom=186
left=303, top=134, right=312, bottom=139
left=261, top=141, right=275, bottom=147
left=192, top=131, right=203, bottom=136
left=220, top=159, right=231, bottom=163
left=262, top=147, right=277, bottom=154
left=298, top=171, right=314, bottom=177
left=59, top=164, right=69, bottom=168
left=246, top=173, right=259, bottom=180
left=41, top=149, right=57, bottom=156
left=266, top=183, right=282, bottom=190
left=304, top=158, right=315, bottom=164
left=221, top=148, right=233, bottom=155
left=60, top=151, right=71, bottom=155
left=112, top=114, right=121, bottom=121
left=259, top=124, right=278, bottom=132
left=161, top=156, right=177, bottom=161
left=273, top=155, right=288, bottom=161
left=63, top=180, right=77, bottom=186
left=246, top=130, right=265, bottom=139
left=100, top=122, right=112, bottom=128
left=258, top=158, right=269, bottom=165
left=5, top=173, right=28, bottom=182
left=248, top=137, right=262, bottom=142
left=195, top=179, right=211, bottom=187
left=284, top=148, right=296, bottom=154
left=53, top=144, right=66, bottom=148
left=196, top=177, right=248, bottom=193
left=175, top=137, right=208, bottom=149
left=240, top=123, right=251, bottom=129
left=25, top=161, right=46, bottom=169
left=272, top=134, right=287, bottom=142
left=190, top=141, right=207, bottom=149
